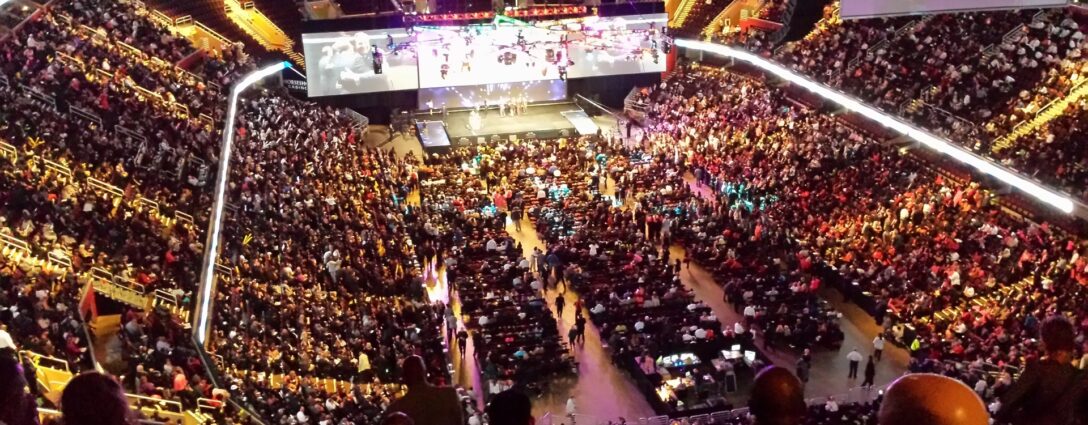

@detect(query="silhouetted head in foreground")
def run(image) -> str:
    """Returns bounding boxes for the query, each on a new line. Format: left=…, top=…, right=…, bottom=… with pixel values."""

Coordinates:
left=0, top=353, right=37, bottom=425
left=879, top=373, right=988, bottom=425
left=1040, top=315, right=1077, bottom=355
left=402, top=355, right=428, bottom=388
left=382, top=411, right=416, bottom=425
left=749, top=366, right=806, bottom=425
left=488, top=389, right=535, bottom=425
left=61, top=371, right=136, bottom=425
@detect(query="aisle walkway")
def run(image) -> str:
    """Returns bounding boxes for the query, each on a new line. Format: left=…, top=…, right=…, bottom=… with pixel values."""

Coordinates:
left=506, top=216, right=657, bottom=421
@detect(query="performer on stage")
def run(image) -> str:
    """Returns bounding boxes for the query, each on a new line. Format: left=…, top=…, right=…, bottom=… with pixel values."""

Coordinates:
left=372, top=46, right=384, bottom=74
left=468, top=107, right=482, bottom=131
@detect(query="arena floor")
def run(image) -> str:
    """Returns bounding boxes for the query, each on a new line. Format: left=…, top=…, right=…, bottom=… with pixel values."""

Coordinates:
left=372, top=127, right=909, bottom=422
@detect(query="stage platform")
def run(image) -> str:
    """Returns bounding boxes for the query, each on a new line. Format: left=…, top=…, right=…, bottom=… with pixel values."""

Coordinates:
left=414, top=102, right=598, bottom=151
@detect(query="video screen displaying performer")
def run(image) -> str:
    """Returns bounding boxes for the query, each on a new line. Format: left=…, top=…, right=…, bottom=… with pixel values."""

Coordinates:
left=302, top=29, right=419, bottom=97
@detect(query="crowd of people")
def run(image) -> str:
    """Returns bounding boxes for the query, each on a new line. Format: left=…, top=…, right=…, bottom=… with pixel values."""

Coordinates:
left=414, top=140, right=583, bottom=398
left=765, top=4, right=1088, bottom=202
left=0, top=0, right=452, bottom=423
left=3, top=0, right=1088, bottom=424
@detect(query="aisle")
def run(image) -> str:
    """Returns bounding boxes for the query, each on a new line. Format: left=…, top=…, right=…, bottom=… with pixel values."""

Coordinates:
left=506, top=215, right=657, bottom=421
left=672, top=176, right=910, bottom=398
left=664, top=244, right=909, bottom=398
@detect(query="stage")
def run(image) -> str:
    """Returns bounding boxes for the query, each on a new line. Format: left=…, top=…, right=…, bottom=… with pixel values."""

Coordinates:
left=415, top=102, right=608, bottom=151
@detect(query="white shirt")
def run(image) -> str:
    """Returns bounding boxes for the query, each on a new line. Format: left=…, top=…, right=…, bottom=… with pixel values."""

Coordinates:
left=743, top=305, right=756, bottom=317
left=872, top=337, right=885, bottom=351
left=847, top=350, right=863, bottom=362
left=0, top=329, right=15, bottom=350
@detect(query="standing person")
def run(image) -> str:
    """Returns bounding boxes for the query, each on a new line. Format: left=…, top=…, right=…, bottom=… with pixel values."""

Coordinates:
left=575, top=314, right=587, bottom=344
left=565, top=395, right=576, bottom=420
left=511, top=205, right=523, bottom=231
left=862, top=356, right=876, bottom=388
left=545, top=250, right=561, bottom=283
left=445, top=305, right=456, bottom=342
left=873, top=335, right=885, bottom=361
left=555, top=294, right=566, bottom=317
left=847, top=348, right=863, bottom=379
left=457, top=329, right=468, bottom=358
left=386, top=356, right=464, bottom=425
left=531, top=248, right=542, bottom=273
left=997, top=315, right=1088, bottom=425
left=795, top=357, right=810, bottom=388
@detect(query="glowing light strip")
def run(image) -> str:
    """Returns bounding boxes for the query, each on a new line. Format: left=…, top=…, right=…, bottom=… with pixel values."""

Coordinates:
left=196, top=61, right=292, bottom=346
left=675, top=39, right=1076, bottom=214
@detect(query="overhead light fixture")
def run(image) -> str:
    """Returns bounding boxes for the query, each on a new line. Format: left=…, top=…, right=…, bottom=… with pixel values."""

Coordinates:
left=674, top=39, right=1077, bottom=215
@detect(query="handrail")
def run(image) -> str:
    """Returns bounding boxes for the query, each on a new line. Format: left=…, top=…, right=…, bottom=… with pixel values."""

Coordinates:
left=575, top=94, right=623, bottom=120
left=190, top=335, right=270, bottom=425
left=194, top=21, right=234, bottom=46
left=1002, top=24, right=1025, bottom=45
left=1037, top=77, right=1087, bottom=116
left=126, top=393, right=184, bottom=413
left=20, top=350, right=71, bottom=373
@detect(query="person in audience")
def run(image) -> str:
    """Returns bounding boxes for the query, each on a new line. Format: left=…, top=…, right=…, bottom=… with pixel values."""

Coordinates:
left=748, top=366, right=805, bottom=425
left=488, top=389, right=535, bottom=425
left=996, top=315, right=1088, bottom=425
left=0, top=353, right=38, bottom=425
left=382, top=412, right=416, bottom=425
left=386, top=355, right=464, bottom=425
left=61, top=372, right=136, bottom=425
left=879, top=374, right=988, bottom=425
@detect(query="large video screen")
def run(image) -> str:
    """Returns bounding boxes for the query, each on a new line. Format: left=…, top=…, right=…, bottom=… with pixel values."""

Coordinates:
left=301, top=14, right=667, bottom=97
left=415, top=14, right=667, bottom=88
left=841, top=0, right=1066, bottom=19
left=303, top=29, right=419, bottom=97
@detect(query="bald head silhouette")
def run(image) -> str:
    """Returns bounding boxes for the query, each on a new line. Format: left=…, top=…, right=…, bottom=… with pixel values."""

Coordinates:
left=879, top=374, right=988, bottom=425
left=402, top=355, right=428, bottom=388
left=749, top=366, right=806, bottom=425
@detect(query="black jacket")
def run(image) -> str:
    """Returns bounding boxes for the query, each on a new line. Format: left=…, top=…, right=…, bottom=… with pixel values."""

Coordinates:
left=997, top=358, right=1087, bottom=425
